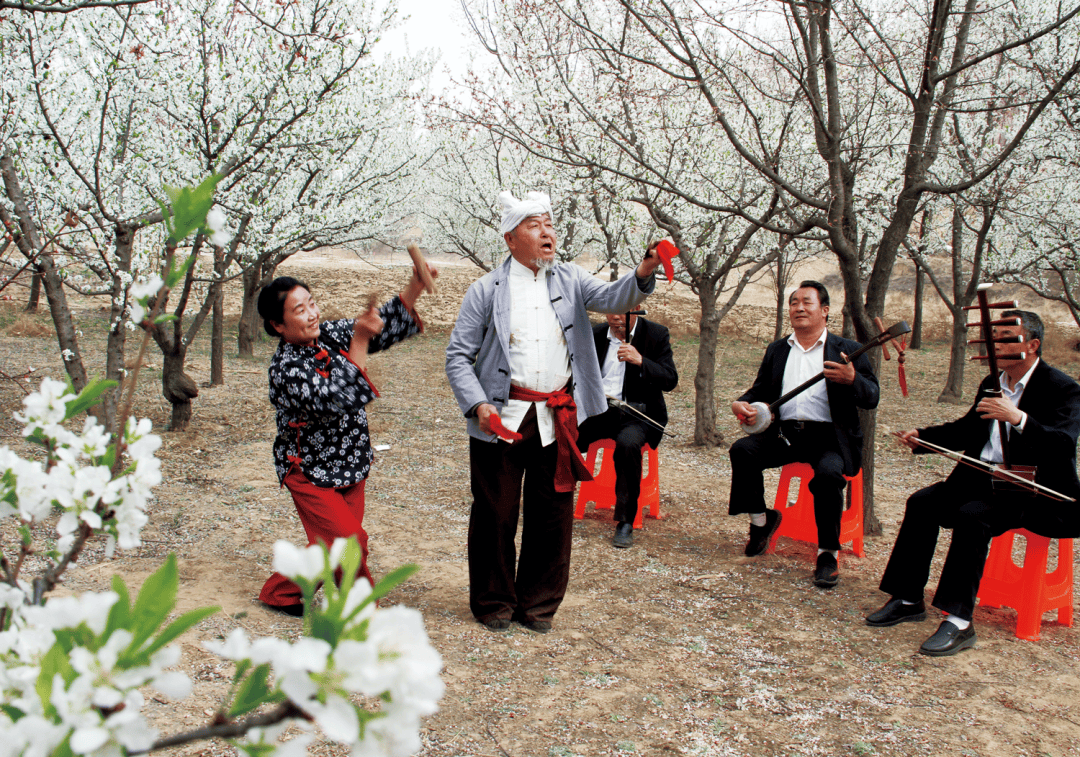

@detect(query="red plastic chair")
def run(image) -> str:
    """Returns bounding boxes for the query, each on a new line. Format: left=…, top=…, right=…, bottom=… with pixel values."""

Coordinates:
left=766, top=462, right=864, bottom=557
left=574, top=440, right=661, bottom=529
left=977, top=529, right=1074, bottom=641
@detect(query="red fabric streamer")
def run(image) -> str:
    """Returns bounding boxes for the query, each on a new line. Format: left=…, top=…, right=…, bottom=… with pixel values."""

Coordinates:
left=507, top=385, right=593, bottom=492
left=655, top=239, right=678, bottom=283
left=488, top=413, right=523, bottom=443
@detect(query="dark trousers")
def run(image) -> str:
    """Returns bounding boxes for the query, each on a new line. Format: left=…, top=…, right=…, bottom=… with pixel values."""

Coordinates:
left=728, top=422, right=846, bottom=551
left=576, top=407, right=651, bottom=525
left=879, top=480, right=1027, bottom=621
left=468, top=408, right=574, bottom=624
left=260, top=468, right=373, bottom=608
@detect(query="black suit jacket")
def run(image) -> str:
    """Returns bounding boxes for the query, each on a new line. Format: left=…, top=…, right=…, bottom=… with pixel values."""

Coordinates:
left=916, top=359, right=1080, bottom=536
left=594, top=317, right=679, bottom=448
left=738, top=331, right=880, bottom=476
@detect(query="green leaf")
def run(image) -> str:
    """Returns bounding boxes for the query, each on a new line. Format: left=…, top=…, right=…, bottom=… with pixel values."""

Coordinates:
left=163, top=174, right=223, bottom=244
left=336, top=538, right=362, bottom=597
left=1, top=704, right=26, bottom=721
left=125, top=554, right=179, bottom=655
left=36, top=643, right=73, bottom=718
left=164, top=255, right=195, bottom=290
left=143, top=606, right=219, bottom=658
left=105, top=573, right=132, bottom=640
left=18, top=524, right=31, bottom=547
left=370, top=563, right=419, bottom=602
left=226, top=664, right=281, bottom=719
left=63, top=378, right=118, bottom=420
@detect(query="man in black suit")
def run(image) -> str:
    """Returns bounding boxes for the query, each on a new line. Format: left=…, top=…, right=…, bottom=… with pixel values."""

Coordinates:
left=728, top=281, right=879, bottom=588
left=577, top=312, right=678, bottom=548
left=867, top=309, right=1080, bottom=656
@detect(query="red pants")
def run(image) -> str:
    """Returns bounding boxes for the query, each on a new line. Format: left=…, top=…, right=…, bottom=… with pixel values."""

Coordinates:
left=259, top=468, right=373, bottom=608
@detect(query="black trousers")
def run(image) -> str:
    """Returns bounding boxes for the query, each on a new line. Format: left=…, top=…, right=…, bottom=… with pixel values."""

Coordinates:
left=468, top=407, right=574, bottom=624
left=728, top=421, right=846, bottom=551
left=879, top=479, right=1030, bottom=621
left=576, top=407, right=651, bottom=525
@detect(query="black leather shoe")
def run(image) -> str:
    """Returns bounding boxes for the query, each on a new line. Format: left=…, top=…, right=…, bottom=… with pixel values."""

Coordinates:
left=744, top=509, right=782, bottom=556
left=813, top=552, right=839, bottom=589
left=480, top=617, right=511, bottom=632
left=919, top=621, right=976, bottom=656
left=519, top=619, right=552, bottom=634
left=613, top=522, right=634, bottom=549
left=866, top=597, right=927, bottom=627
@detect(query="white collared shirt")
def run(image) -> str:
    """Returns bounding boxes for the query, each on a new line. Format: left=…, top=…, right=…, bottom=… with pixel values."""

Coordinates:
left=601, top=321, right=638, bottom=401
left=500, top=257, right=571, bottom=446
left=979, top=359, right=1037, bottom=463
left=779, top=329, right=832, bottom=423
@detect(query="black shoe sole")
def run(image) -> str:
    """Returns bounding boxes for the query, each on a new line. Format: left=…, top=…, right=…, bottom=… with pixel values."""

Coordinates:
left=813, top=576, right=839, bottom=589
left=865, top=611, right=927, bottom=628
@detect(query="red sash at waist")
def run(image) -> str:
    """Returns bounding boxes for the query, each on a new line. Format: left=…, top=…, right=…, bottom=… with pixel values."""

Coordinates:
left=507, top=385, right=593, bottom=493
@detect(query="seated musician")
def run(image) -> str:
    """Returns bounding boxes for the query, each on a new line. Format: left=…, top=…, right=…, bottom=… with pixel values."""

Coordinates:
left=867, top=309, right=1080, bottom=656
left=728, top=281, right=879, bottom=588
left=576, top=312, right=678, bottom=548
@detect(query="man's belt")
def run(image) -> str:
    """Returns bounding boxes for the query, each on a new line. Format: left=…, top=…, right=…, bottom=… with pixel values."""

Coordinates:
left=507, top=385, right=593, bottom=493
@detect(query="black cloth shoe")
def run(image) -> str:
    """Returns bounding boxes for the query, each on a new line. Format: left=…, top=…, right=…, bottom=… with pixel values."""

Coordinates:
left=813, top=552, right=839, bottom=589
left=866, top=597, right=927, bottom=627
left=519, top=619, right=552, bottom=634
left=919, top=620, right=976, bottom=657
left=744, top=509, right=782, bottom=557
left=264, top=602, right=304, bottom=617
left=480, top=617, right=511, bottom=632
left=613, top=522, right=634, bottom=549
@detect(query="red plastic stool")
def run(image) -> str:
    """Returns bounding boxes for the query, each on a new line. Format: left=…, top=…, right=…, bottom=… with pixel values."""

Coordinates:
left=766, top=462, right=864, bottom=557
left=574, top=440, right=661, bottom=529
left=977, top=529, right=1073, bottom=641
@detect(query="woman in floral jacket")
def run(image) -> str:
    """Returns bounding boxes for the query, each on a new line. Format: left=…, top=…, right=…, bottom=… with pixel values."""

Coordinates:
left=256, top=268, right=434, bottom=615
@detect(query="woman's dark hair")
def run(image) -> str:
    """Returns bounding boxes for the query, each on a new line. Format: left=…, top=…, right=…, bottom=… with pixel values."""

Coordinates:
left=257, top=277, right=310, bottom=337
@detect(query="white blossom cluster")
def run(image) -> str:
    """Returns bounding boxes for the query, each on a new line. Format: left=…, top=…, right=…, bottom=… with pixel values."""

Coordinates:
left=4, top=378, right=161, bottom=556
left=0, top=382, right=443, bottom=757
left=210, top=541, right=445, bottom=757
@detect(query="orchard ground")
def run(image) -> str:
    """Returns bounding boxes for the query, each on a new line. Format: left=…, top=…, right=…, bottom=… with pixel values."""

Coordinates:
left=2, top=249, right=1080, bottom=757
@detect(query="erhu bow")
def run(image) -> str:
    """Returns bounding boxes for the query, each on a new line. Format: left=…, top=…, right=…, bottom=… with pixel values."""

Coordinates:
left=738, top=320, right=912, bottom=435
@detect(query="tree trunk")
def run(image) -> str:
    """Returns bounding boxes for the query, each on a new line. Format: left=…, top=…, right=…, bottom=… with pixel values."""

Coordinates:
left=911, top=262, right=924, bottom=349
left=937, top=310, right=968, bottom=404
left=773, top=251, right=785, bottom=342
left=238, top=261, right=273, bottom=357
left=25, top=266, right=41, bottom=311
left=0, top=155, right=90, bottom=393
left=693, top=294, right=723, bottom=447
left=162, top=349, right=199, bottom=431
left=103, top=224, right=135, bottom=432
left=210, top=245, right=225, bottom=385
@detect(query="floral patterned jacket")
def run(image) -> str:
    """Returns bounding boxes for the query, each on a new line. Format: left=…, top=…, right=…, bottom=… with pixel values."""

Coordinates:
left=269, top=296, right=420, bottom=487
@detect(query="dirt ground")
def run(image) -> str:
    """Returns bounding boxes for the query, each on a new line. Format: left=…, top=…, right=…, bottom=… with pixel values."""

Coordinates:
left=2, top=250, right=1080, bottom=757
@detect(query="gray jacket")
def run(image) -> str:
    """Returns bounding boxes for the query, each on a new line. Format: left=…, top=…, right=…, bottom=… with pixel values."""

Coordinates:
left=446, top=256, right=654, bottom=441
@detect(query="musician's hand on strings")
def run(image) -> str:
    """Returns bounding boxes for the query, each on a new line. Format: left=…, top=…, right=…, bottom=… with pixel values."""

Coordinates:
left=732, top=400, right=756, bottom=425
left=978, top=396, right=1024, bottom=426
left=823, top=353, right=856, bottom=385
left=617, top=343, right=643, bottom=366
left=896, top=429, right=920, bottom=451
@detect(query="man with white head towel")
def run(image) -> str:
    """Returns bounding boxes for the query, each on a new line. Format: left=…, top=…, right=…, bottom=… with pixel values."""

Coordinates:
left=446, top=191, right=662, bottom=633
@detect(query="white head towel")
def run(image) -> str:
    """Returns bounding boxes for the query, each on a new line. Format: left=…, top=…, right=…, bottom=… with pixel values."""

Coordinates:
left=499, top=190, right=553, bottom=235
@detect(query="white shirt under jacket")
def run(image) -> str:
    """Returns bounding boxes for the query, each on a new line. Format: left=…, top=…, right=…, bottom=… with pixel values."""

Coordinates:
left=601, top=321, right=638, bottom=401
left=501, top=257, right=572, bottom=446
left=779, top=328, right=832, bottom=423
left=980, top=359, right=1036, bottom=463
